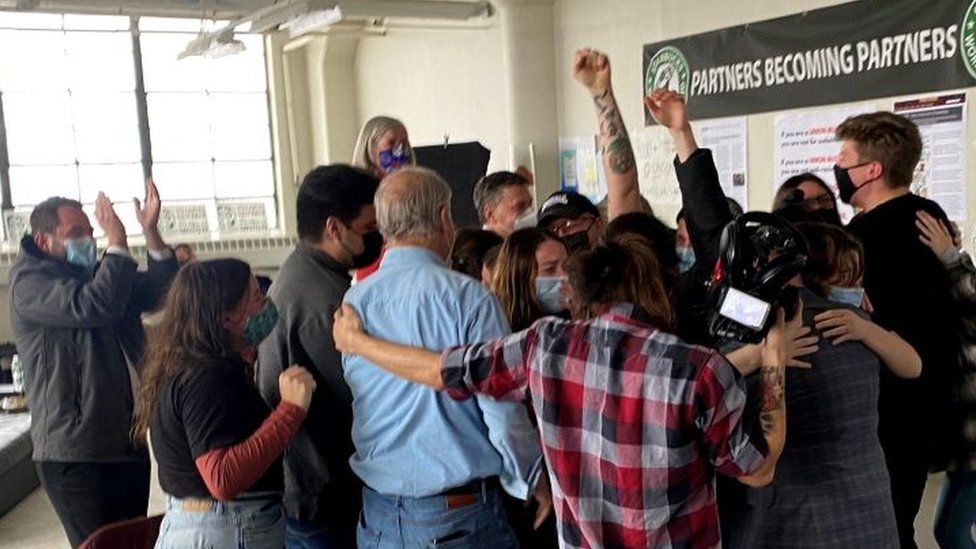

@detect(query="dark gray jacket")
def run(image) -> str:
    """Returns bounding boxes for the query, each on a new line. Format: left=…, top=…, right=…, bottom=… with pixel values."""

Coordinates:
left=9, top=236, right=178, bottom=463
left=257, top=244, right=360, bottom=530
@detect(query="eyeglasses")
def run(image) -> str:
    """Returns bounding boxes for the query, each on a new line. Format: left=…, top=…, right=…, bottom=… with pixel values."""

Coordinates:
left=549, top=215, right=597, bottom=238
left=802, top=193, right=836, bottom=210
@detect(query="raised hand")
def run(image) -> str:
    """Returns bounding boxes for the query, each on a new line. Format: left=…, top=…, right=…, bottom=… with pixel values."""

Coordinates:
left=573, top=48, right=611, bottom=93
left=644, top=89, right=689, bottom=131
left=278, top=365, right=317, bottom=412
left=94, top=192, right=126, bottom=248
left=134, top=178, right=161, bottom=232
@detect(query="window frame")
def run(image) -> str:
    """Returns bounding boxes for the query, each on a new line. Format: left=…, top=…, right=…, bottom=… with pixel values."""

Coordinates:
left=0, top=14, right=278, bottom=238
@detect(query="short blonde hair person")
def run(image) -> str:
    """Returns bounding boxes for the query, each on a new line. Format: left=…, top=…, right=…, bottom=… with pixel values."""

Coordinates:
left=352, top=116, right=415, bottom=175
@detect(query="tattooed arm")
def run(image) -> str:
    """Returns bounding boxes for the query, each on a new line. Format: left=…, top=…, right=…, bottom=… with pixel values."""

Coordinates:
left=572, top=48, right=641, bottom=220
left=738, top=309, right=789, bottom=488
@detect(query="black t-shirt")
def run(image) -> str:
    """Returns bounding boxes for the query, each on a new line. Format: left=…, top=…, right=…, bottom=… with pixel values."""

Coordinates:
left=151, top=358, right=283, bottom=498
left=847, top=193, right=959, bottom=460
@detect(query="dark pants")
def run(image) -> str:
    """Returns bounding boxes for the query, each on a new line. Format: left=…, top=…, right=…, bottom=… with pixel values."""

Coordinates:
left=500, top=492, right=559, bottom=548
left=285, top=517, right=351, bottom=549
left=36, top=460, right=151, bottom=547
left=883, top=445, right=930, bottom=549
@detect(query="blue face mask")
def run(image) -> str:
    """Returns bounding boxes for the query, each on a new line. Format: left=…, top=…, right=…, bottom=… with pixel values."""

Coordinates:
left=828, top=285, right=865, bottom=308
left=243, top=301, right=279, bottom=346
left=378, top=143, right=410, bottom=174
left=535, top=276, right=567, bottom=314
left=676, top=246, right=696, bottom=273
left=64, top=237, right=97, bottom=270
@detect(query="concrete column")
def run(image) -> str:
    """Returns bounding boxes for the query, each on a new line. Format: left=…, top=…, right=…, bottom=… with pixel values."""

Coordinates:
left=271, top=32, right=361, bottom=234
left=495, top=0, right=560, bottom=200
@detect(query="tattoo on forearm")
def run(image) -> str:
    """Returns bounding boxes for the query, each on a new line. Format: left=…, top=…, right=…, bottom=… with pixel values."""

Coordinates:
left=759, top=365, right=784, bottom=435
left=592, top=89, right=635, bottom=175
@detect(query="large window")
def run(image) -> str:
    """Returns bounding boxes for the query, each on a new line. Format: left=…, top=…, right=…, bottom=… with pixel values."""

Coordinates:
left=0, top=13, right=276, bottom=241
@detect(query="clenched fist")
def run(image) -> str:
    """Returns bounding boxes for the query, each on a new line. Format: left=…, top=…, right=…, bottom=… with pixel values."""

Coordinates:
left=573, top=48, right=612, bottom=94
left=278, top=365, right=316, bottom=411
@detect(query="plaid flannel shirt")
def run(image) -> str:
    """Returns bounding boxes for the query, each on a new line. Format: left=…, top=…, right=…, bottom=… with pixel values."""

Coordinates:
left=441, top=303, right=768, bottom=548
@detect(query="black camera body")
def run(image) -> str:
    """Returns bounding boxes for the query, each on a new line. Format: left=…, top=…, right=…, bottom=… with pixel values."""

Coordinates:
left=707, top=212, right=807, bottom=343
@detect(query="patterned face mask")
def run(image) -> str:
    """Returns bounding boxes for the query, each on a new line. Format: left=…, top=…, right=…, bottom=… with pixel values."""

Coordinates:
left=378, top=143, right=410, bottom=174
left=243, top=301, right=279, bottom=346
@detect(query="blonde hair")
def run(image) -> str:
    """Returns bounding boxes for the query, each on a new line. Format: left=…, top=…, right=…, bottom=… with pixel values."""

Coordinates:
left=352, top=116, right=415, bottom=175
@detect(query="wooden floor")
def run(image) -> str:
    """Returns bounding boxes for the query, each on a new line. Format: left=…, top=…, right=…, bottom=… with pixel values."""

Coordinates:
left=0, top=463, right=949, bottom=548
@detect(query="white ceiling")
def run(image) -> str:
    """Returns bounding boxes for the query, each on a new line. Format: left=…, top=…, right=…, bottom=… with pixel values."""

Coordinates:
left=0, top=0, right=485, bottom=19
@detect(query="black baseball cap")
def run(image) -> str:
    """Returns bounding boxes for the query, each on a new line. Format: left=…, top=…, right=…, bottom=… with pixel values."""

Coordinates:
left=537, top=191, right=600, bottom=229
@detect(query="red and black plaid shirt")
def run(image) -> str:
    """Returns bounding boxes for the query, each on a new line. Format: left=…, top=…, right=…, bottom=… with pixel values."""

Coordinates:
left=441, top=303, right=767, bottom=548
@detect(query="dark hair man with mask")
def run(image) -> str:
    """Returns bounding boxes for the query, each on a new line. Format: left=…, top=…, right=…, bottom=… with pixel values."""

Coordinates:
left=536, top=191, right=603, bottom=252
left=257, top=165, right=381, bottom=548
left=473, top=171, right=534, bottom=238
left=837, top=112, right=958, bottom=549
left=10, top=183, right=178, bottom=547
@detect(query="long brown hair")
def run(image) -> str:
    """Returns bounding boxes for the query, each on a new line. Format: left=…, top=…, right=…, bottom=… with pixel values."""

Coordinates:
left=564, top=234, right=673, bottom=328
left=131, top=259, right=252, bottom=442
left=491, top=228, right=566, bottom=331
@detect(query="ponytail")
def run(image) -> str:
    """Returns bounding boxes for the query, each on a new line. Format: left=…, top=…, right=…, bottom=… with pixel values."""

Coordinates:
left=565, top=234, right=673, bottom=328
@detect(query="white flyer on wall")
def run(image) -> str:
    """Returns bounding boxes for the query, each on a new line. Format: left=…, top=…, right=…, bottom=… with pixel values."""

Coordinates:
left=691, top=116, right=748, bottom=210
left=773, top=102, right=876, bottom=222
left=558, top=138, right=579, bottom=191
left=575, top=135, right=604, bottom=203
left=894, top=93, right=967, bottom=221
left=631, top=125, right=681, bottom=206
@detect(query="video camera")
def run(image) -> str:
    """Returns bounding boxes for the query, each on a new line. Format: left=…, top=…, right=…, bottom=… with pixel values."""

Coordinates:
left=707, top=212, right=807, bottom=343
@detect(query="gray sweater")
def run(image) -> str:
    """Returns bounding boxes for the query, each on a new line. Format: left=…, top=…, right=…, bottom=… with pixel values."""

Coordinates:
left=9, top=236, right=178, bottom=463
left=257, top=243, right=360, bottom=528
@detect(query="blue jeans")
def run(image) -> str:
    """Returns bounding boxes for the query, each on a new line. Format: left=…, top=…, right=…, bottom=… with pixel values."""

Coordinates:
left=935, top=471, right=976, bottom=548
left=155, top=494, right=284, bottom=549
left=285, top=517, right=347, bottom=548
left=357, top=486, right=518, bottom=548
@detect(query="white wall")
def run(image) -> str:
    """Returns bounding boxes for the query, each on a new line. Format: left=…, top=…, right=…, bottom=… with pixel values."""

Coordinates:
left=354, top=24, right=511, bottom=174
left=553, top=0, right=976, bottom=241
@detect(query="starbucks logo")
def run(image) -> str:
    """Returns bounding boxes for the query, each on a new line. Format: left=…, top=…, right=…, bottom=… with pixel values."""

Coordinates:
left=646, top=46, right=691, bottom=98
left=964, top=0, right=976, bottom=80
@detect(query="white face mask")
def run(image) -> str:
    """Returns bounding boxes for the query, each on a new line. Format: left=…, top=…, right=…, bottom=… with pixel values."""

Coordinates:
left=828, top=285, right=865, bottom=308
left=535, top=276, right=567, bottom=314
left=513, top=209, right=537, bottom=231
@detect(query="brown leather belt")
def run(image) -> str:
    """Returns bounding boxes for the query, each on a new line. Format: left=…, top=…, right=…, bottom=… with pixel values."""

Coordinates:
left=438, top=477, right=500, bottom=510
left=180, top=498, right=214, bottom=512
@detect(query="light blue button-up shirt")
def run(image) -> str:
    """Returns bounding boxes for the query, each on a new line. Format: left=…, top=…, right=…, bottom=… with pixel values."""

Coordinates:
left=342, top=246, right=543, bottom=498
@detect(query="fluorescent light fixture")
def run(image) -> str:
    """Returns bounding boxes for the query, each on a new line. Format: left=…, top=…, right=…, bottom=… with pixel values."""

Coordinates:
left=280, top=6, right=343, bottom=37
left=207, top=30, right=246, bottom=58
left=246, top=0, right=315, bottom=33
left=177, top=29, right=246, bottom=60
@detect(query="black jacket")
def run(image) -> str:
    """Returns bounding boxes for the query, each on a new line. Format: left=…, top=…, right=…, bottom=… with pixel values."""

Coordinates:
left=9, top=236, right=178, bottom=462
left=257, top=244, right=361, bottom=531
left=672, top=148, right=733, bottom=346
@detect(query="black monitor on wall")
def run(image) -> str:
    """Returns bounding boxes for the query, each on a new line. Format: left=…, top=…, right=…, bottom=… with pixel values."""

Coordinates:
left=413, top=141, right=490, bottom=229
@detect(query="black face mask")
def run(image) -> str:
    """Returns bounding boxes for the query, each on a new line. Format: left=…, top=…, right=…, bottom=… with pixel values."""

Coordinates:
left=834, top=162, right=873, bottom=204
left=352, top=231, right=384, bottom=268
left=562, top=231, right=591, bottom=253
left=340, top=224, right=384, bottom=269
